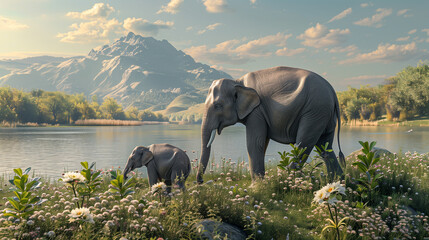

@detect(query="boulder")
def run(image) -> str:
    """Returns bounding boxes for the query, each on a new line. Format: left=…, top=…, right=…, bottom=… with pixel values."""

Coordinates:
left=348, top=147, right=393, bottom=160
left=196, top=219, right=246, bottom=240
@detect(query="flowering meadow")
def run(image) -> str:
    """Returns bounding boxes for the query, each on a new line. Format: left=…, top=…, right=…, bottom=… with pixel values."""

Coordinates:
left=0, top=142, right=428, bottom=239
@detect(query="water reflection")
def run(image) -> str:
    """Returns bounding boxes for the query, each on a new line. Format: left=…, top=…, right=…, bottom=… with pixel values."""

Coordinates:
left=0, top=125, right=428, bottom=177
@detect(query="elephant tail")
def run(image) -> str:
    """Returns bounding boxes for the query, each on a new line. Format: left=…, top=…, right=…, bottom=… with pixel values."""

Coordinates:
left=335, top=94, right=346, bottom=168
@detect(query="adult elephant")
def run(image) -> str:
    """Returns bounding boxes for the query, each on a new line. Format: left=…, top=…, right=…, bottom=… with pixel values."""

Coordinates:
left=197, top=66, right=345, bottom=183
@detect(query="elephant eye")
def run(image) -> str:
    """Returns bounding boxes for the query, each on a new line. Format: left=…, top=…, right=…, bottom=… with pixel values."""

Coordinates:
left=214, top=103, right=222, bottom=110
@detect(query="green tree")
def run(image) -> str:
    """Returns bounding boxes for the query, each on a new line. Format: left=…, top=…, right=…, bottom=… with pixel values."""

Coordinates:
left=42, top=93, right=68, bottom=123
left=125, top=106, right=139, bottom=120
left=0, top=88, right=17, bottom=122
left=100, top=97, right=125, bottom=119
left=389, top=63, right=429, bottom=119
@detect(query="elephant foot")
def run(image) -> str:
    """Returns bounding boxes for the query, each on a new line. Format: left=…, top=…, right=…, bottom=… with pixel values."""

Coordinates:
left=197, top=176, right=204, bottom=185
left=324, top=158, right=344, bottom=180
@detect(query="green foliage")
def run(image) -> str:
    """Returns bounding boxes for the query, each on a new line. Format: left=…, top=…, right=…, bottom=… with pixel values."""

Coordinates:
left=277, top=144, right=308, bottom=172
left=0, top=87, right=168, bottom=124
left=79, top=162, right=103, bottom=205
left=352, top=141, right=382, bottom=205
left=0, top=147, right=429, bottom=239
left=338, top=63, right=429, bottom=122
left=108, top=169, right=136, bottom=199
left=389, top=63, right=429, bottom=116
left=3, top=167, right=45, bottom=220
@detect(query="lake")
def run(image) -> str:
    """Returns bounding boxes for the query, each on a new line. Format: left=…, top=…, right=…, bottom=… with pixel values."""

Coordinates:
left=0, top=124, right=428, bottom=177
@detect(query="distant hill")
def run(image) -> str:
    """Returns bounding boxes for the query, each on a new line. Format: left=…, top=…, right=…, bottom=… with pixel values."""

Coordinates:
left=0, top=32, right=231, bottom=115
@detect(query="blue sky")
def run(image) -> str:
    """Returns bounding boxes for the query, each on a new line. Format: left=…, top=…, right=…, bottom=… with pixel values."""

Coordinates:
left=1, top=0, right=428, bottom=90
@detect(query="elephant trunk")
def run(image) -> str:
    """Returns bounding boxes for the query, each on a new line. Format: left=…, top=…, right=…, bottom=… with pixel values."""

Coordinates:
left=123, top=157, right=133, bottom=179
left=197, top=116, right=215, bottom=184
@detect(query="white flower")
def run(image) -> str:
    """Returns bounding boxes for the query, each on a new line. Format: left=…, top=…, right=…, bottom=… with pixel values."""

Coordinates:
left=46, top=231, right=55, bottom=238
left=313, top=181, right=346, bottom=205
left=151, top=182, right=167, bottom=193
left=322, top=181, right=345, bottom=195
left=69, top=207, right=94, bottom=223
left=313, top=189, right=330, bottom=205
left=61, top=172, right=86, bottom=183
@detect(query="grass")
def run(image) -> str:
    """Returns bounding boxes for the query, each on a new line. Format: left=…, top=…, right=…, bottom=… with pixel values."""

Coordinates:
left=0, top=148, right=428, bottom=239
left=74, top=119, right=168, bottom=126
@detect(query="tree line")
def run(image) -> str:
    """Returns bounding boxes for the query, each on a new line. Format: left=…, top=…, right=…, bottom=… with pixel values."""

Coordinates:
left=338, top=63, right=429, bottom=123
left=1, top=63, right=427, bottom=125
left=0, top=89, right=167, bottom=125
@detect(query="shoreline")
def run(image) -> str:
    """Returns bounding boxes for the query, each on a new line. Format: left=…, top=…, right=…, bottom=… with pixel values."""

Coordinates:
left=342, top=119, right=429, bottom=127
left=0, top=119, right=170, bottom=128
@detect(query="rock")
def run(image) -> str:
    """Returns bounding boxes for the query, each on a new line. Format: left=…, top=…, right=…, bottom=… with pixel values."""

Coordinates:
left=348, top=147, right=393, bottom=160
left=196, top=219, right=246, bottom=240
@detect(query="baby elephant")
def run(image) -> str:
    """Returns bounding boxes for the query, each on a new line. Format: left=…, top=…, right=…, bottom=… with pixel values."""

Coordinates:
left=123, top=143, right=191, bottom=190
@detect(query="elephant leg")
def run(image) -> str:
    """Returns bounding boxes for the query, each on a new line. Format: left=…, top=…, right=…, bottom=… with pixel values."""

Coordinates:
left=245, top=114, right=268, bottom=180
left=147, top=168, right=160, bottom=187
left=294, top=116, right=327, bottom=165
left=315, top=131, right=343, bottom=179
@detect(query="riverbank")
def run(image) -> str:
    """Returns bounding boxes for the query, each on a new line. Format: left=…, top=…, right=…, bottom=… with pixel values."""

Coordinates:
left=0, top=119, right=170, bottom=127
left=343, top=117, right=429, bottom=127
left=0, top=148, right=428, bottom=239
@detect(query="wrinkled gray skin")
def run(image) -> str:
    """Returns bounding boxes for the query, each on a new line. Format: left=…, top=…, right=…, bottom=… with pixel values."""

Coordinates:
left=123, top=144, right=191, bottom=190
left=197, top=66, right=345, bottom=183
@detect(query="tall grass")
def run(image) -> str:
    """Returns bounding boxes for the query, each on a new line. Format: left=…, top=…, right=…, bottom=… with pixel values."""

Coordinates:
left=0, top=149, right=428, bottom=239
left=74, top=119, right=169, bottom=126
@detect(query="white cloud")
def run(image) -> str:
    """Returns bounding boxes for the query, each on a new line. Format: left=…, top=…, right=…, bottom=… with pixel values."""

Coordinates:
left=198, top=23, right=221, bottom=35
left=184, top=44, right=248, bottom=65
left=235, top=32, right=292, bottom=57
left=354, top=8, right=392, bottom=28
left=157, top=0, right=184, bottom=14
left=345, top=74, right=388, bottom=81
left=211, top=65, right=248, bottom=78
left=0, top=16, right=29, bottom=30
left=297, top=23, right=350, bottom=48
left=59, top=3, right=122, bottom=43
left=360, top=3, right=369, bottom=8
left=66, top=3, right=114, bottom=20
left=250, top=0, right=257, bottom=4
left=57, top=19, right=122, bottom=43
left=186, top=26, right=193, bottom=31
left=328, top=45, right=357, bottom=55
left=275, top=47, right=305, bottom=56
left=408, top=29, right=417, bottom=35
left=397, top=9, right=411, bottom=17
left=328, top=8, right=352, bottom=23
left=123, top=18, right=174, bottom=36
left=184, top=32, right=292, bottom=64
left=339, top=42, right=419, bottom=64
left=203, top=0, right=227, bottom=13
left=396, top=36, right=410, bottom=42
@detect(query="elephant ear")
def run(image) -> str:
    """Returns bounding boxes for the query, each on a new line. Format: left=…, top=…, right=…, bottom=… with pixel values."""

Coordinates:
left=235, top=85, right=260, bottom=120
left=141, top=150, right=154, bottom=166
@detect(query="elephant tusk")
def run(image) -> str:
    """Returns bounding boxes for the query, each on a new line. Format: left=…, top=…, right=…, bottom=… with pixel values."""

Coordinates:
left=207, top=129, right=216, bottom=148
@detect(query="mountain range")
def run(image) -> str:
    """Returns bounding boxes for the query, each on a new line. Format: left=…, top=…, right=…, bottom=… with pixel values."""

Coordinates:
left=0, top=32, right=231, bottom=114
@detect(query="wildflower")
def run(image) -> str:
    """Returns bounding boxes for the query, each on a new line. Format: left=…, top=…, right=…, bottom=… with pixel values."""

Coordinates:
left=60, top=172, right=86, bottom=184
left=151, top=182, right=167, bottom=193
left=69, top=207, right=94, bottom=224
left=46, top=231, right=55, bottom=238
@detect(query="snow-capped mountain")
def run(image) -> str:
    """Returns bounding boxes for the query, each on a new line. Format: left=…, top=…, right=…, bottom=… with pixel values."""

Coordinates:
left=0, top=32, right=231, bottom=110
